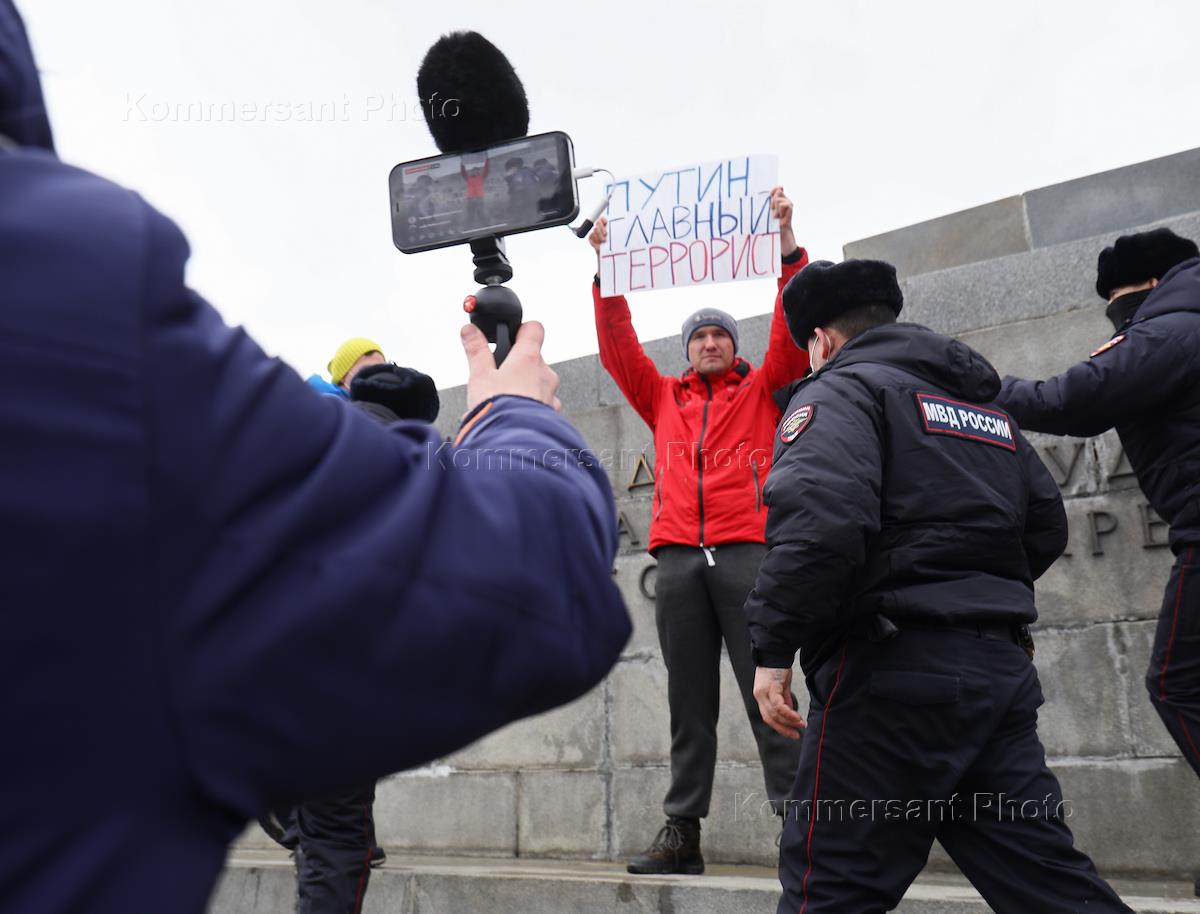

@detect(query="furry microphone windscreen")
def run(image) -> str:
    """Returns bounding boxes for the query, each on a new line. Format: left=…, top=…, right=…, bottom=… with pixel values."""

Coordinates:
left=416, top=31, right=530, bottom=153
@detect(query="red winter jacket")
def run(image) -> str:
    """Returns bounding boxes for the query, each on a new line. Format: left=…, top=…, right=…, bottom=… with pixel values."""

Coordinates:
left=593, top=249, right=810, bottom=553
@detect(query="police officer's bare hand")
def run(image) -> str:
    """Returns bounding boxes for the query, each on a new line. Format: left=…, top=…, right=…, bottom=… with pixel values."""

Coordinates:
left=588, top=216, right=608, bottom=255
left=770, top=186, right=799, bottom=258
left=461, top=321, right=561, bottom=412
left=754, top=666, right=806, bottom=739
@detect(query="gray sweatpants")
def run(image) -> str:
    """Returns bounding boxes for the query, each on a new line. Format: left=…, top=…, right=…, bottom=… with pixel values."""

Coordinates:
left=654, top=543, right=803, bottom=820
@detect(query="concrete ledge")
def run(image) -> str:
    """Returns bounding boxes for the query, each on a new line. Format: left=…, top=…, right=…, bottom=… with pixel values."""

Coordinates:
left=445, top=685, right=606, bottom=771
left=1055, top=758, right=1200, bottom=876
left=1026, top=148, right=1200, bottom=249
left=517, top=769, right=608, bottom=858
left=839, top=147, right=1200, bottom=278
left=373, top=769, right=517, bottom=856
left=208, top=851, right=1200, bottom=914
left=845, top=196, right=1030, bottom=278
left=1036, top=625, right=1130, bottom=758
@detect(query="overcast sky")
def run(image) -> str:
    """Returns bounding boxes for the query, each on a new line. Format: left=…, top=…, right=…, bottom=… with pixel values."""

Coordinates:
left=24, top=0, right=1200, bottom=389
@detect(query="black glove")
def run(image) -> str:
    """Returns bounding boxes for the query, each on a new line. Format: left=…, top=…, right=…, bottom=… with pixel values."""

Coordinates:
left=349, top=363, right=440, bottom=422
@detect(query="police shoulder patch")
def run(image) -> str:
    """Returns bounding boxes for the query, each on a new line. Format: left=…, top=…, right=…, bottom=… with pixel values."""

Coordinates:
left=780, top=404, right=816, bottom=444
left=915, top=393, right=1016, bottom=452
left=1090, top=334, right=1126, bottom=358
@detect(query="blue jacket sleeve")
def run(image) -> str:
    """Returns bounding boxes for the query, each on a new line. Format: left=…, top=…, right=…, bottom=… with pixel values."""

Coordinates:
left=138, top=210, right=630, bottom=816
left=743, top=379, right=883, bottom=668
left=995, top=319, right=1190, bottom=438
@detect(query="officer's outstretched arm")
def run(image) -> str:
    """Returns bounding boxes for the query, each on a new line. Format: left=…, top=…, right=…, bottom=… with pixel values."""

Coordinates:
left=995, top=321, right=1191, bottom=437
left=744, top=383, right=883, bottom=667
left=1017, top=432, right=1069, bottom=579
left=140, top=222, right=630, bottom=820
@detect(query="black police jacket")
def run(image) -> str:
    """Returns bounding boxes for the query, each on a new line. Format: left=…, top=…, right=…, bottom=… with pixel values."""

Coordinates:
left=995, top=258, right=1200, bottom=552
left=745, top=323, right=1067, bottom=675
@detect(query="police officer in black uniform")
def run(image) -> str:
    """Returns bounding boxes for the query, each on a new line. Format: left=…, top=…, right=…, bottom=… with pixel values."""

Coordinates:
left=994, top=227, right=1200, bottom=894
left=744, top=259, right=1131, bottom=914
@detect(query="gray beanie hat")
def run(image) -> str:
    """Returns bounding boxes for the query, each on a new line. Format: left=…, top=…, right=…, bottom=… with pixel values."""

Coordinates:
left=681, top=308, right=739, bottom=358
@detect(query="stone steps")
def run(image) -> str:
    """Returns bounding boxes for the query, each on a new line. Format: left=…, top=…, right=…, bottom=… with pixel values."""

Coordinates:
left=210, top=850, right=1200, bottom=914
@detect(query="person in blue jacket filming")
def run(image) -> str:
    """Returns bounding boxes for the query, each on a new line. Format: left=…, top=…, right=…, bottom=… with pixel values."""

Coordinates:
left=0, top=4, right=631, bottom=913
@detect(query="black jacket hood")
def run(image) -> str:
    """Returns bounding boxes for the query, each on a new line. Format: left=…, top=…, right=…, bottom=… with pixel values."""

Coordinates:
left=825, top=322, right=1001, bottom=403
left=1136, top=257, right=1200, bottom=323
left=0, top=0, right=54, bottom=151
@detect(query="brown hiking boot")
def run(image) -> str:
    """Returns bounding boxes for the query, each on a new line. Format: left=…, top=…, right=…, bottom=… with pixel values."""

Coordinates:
left=626, top=816, right=704, bottom=875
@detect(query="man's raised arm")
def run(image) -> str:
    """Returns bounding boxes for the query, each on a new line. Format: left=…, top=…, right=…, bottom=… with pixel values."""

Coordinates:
left=759, top=186, right=812, bottom=393
left=589, top=216, right=664, bottom=428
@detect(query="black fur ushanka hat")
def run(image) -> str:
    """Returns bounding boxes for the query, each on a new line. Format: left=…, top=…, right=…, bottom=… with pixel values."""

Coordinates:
left=1095, top=228, right=1199, bottom=300
left=782, top=259, right=904, bottom=350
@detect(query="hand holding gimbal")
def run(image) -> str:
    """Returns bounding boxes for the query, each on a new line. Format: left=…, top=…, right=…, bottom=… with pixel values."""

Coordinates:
left=461, top=320, right=561, bottom=413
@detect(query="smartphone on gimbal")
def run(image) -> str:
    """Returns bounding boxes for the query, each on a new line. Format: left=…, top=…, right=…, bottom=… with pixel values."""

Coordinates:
left=389, top=130, right=579, bottom=253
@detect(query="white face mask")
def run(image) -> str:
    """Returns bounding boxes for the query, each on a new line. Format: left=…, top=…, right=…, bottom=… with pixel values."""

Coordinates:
left=808, top=329, right=835, bottom=372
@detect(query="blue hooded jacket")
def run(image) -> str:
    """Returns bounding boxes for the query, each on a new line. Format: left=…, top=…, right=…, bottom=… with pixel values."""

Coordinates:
left=306, top=373, right=350, bottom=398
left=0, top=5, right=630, bottom=912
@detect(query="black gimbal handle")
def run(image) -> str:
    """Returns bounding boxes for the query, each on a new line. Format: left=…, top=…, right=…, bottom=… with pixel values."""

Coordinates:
left=464, top=284, right=523, bottom=367
left=466, top=236, right=522, bottom=367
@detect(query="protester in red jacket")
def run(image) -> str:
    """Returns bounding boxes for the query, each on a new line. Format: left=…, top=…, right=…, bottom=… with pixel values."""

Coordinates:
left=589, top=186, right=810, bottom=874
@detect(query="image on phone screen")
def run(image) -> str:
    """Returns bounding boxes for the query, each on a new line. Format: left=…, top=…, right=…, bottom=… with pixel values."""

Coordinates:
left=389, top=131, right=579, bottom=253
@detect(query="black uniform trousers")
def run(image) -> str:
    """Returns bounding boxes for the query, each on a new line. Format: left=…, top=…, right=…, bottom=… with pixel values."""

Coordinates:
left=777, top=628, right=1130, bottom=914
left=655, top=543, right=803, bottom=820
left=1146, top=545, right=1200, bottom=777
left=291, top=783, right=378, bottom=914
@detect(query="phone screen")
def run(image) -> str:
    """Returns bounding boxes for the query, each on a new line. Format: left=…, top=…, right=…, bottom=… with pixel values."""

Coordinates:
left=389, top=131, right=578, bottom=253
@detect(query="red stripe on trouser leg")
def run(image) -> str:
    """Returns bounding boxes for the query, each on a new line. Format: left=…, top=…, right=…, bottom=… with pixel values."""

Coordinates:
left=352, top=803, right=371, bottom=914
left=798, top=642, right=850, bottom=914
left=1159, top=546, right=1195, bottom=701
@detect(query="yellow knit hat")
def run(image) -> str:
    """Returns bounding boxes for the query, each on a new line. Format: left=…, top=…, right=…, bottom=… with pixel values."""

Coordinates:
left=328, top=337, right=384, bottom=384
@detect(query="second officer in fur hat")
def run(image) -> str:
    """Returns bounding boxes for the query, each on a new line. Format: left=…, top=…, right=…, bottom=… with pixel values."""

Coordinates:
left=745, top=259, right=1132, bottom=913
left=995, top=226, right=1200, bottom=895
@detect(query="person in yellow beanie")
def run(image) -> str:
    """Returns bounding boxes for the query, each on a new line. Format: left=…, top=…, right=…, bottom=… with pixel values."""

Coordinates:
left=279, top=333, right=442, bottom=911
left=306, top=338, right=386, bottom=398
left=328, top=338, right=386, bottom=389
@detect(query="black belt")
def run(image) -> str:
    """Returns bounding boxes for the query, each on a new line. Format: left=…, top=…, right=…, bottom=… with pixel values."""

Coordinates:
left=848, top=615, right=1024, bottom=646
left=899, top=619, right=1023, bottom=645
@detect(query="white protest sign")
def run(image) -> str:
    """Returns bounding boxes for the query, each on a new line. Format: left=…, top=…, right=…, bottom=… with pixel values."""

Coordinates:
left=598, top=155, right=780, bottom=297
